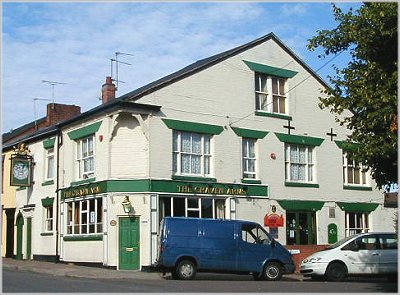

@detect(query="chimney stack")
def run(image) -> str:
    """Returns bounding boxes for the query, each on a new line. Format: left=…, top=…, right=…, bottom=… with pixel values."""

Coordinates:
left=102, top=76, right=116, bottom=104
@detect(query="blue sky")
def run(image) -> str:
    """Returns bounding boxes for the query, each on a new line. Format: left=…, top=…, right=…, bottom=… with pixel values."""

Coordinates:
left=2, top=1, right=362, bottom=133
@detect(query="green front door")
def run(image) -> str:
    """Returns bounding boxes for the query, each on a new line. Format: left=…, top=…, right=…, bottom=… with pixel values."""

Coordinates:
left=16, top=213, right=24, bottom=260
left=119, top=217, right=140, bottom=270
left=26, top=218, right=32, bottom=259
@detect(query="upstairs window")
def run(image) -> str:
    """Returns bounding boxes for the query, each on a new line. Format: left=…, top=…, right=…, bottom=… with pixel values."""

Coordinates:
left=173, top=131, right=211, bottom=177
left=342, top=152, right=368, bottom=186
left=285, top=144, right=315, bottom=183
left=242, top=138, right=257, bottom=179
left=45, top=148, right=55, bottom=180
left=255, top=73, right=288, bottom=114
left=76, top=135, right=95, bottom=180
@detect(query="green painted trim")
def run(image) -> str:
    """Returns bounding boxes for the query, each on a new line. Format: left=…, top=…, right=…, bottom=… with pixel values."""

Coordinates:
left=70, top=178, right=96, bottom=186
left=172, top=175, right=217, bottom=183
left=26, top=218, right=32, bottom=259
left=241, top=179, right=262, bottom=184
left=61, top=179, right=269, bottom=199
left=231, top=127, right=268, bottom=139
left=275, top=132, right=324, bottom=146
left=16, top=187, right=27, bottom=191
left=40, top=232, right=54, bottom=236
left=41, top=180, right=54, bottom=186
left=41, top=197, right=54, bottom=207
left=63, top=234, right=103, bottom=241
left=285, top=182, right=320, bottom=188
left=67, top=121, right=102, bottom=140
left=42, top=137, right=56, bottom=149
left=334, top=140, right=362, bottom=151
left=277, top=200, right=324, bottom=211
left=255, top=111, right=292, bottom=121
left=337, top=202, right=379, bottom=212
left=243, top=60, right=298, bottom=78
left=162, top=118, right=224, bottom=135
left=343, top=185, right=373, bottom=191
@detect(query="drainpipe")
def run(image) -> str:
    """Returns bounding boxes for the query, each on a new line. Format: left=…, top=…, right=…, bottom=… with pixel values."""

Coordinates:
left=55, top=130, right=61, bottom=262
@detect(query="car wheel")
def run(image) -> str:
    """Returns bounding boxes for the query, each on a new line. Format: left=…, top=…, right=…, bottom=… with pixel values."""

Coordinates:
left=325, top=262, right=347, bottom=282
left=263, top=262, right=283, bottom=281
left=175, top=260, right=196, bottom=280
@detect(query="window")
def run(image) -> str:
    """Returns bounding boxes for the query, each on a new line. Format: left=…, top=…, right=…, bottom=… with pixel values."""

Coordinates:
left=255, top=73, right=287, bottom=114
left=343, top=152, right=368, bottom=186
left=66, top=198, right=102, bottom=235
left=241, top=223, right=271, bottom=245
left=285, top=144, right=315, bottom=182
left=159, top=196, right=225, bottom=222
left=173, top=131, right=211, bottom=177
left=345, top=212, right=369, bottom=237
left=44, top=206, right=53, bottom=232
left=378, top=234, right=398, bottom=250
left=242, top=138, right=257, bottom=179
left=76, top=136, right=95, bottom=179
left=45, top=148, right=55, bottom=180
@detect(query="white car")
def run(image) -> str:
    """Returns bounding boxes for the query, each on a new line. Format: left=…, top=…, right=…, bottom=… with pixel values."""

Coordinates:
left=300, top=232, right=398, bottom=281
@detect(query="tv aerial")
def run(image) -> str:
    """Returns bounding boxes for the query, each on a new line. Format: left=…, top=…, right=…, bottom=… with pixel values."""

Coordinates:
left=42, top=80, right=67, bottom=103
left=110, top=51, right=134, bottom=90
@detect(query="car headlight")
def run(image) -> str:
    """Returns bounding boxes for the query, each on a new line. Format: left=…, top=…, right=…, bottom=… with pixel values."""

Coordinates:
left=302, top=257, right=322, bottom=264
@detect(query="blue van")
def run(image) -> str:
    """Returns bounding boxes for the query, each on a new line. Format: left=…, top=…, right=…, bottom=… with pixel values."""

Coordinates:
left=157, top=217, right=295, bottom=280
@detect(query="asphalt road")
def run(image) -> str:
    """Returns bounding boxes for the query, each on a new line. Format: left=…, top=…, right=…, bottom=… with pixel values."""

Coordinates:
left=3, top=268, right=398, bottom=293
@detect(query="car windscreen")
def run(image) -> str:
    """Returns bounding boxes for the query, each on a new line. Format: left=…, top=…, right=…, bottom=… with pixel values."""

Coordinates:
left=326, top=235, right=354, bottom=249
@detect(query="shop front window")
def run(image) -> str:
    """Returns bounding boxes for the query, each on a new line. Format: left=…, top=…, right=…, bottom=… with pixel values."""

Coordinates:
left=159, top=196, right=225, bottom=223
left=66, top=197, right=102, bottom=235
left=345, top=211, right=369, bottom=237
left=286, top=211, right=316, bottom=245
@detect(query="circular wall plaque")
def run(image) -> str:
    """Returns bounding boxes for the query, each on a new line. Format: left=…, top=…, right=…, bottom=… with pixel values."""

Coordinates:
left=110, top=220, right=117, bottom=226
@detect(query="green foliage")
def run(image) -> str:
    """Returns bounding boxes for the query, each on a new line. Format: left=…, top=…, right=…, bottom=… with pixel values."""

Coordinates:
left=308, top=3, right=398, bottom=189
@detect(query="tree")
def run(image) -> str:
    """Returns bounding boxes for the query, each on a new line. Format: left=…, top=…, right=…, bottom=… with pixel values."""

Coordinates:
left=308, top=2, right=398, bottom=189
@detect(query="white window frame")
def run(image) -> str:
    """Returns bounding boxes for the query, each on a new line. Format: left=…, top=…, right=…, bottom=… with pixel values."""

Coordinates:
left=345, top=211, right=370, bottom=237
left=242, top=138, right=257, bottom=179
left=76, top=135, right=95, bottom=180
left=342, top=152, right=369, bottom=186
left=255, top=73, right=288, bottom=115
left=285, top=144, right=316, bottom=183
left=173, top=131, right=212, bottom=177
left=43, top=206, right=53, bottom=232
left=45, top=148, right=55, bottom=181
left=65, top=197, right=103, bottom=235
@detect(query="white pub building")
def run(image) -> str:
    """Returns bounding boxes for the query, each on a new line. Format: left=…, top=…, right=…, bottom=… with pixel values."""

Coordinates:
left=4, top=33, right=396, bottom=271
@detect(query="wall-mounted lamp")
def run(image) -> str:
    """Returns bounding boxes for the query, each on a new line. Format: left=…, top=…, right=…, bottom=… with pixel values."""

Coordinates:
left=122, top=196, right=132, bottom=213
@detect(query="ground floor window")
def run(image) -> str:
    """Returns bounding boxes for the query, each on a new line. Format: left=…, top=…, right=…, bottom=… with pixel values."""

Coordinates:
left=43, top=206, right=53, bottom=232
left=286, top=211, right=316, bottom=245
left=65, top=197, right=103, bottom=235
left=345, top=211, right=369, bottom=237
left=159, top=196, right=225, bottom=222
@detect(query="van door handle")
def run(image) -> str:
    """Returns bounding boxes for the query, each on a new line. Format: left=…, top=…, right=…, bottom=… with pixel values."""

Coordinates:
left=372, top=252, right=379, bottom=256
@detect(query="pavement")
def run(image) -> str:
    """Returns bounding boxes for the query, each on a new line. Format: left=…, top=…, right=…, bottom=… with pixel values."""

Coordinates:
left=2, top=257, right=303, bottom=281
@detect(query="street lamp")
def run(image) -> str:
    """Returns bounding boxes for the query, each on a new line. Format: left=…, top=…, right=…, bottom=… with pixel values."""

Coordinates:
left=122, top=196, right=132, bottom=213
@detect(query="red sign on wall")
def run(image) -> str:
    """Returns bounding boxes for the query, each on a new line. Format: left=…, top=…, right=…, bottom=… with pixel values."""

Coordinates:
left=264, top=213, right=284, bottom=227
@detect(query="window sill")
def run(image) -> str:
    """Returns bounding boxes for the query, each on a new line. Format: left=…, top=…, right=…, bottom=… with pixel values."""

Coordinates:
left=42, top=180, right=54, bottom=186
left=255, top=111, right=292, bottom=121
left=285, top=182, right=319, bottom=188
left=70, top=177, right=96, bottom=186
left=172, top=175, right=217, bottom=183
left=63, top=234, right=103, bottom=241
left=40, top=232, right=54, bottom=236
left=241, top=179, right=262, bottom=184
left=343, top=185, right=373, bottom=191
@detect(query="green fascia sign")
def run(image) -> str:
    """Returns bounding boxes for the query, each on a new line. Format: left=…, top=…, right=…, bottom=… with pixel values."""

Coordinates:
left=60, top=179, right=269, bottom=199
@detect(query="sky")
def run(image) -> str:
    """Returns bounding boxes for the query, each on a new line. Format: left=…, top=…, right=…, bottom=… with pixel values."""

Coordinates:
left=1, top=1, right=363, bottom=134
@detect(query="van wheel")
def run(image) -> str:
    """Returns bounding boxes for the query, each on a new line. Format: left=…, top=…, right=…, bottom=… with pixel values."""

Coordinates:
left=175, top=260, right=196, bottom=280
left=325, top=262, right=347, bottom=282
left=263, top=262, right=283, bottom=281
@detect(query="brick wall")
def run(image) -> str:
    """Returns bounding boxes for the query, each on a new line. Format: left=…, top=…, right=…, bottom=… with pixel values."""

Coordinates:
left=285, top=244, right=329, bottom=273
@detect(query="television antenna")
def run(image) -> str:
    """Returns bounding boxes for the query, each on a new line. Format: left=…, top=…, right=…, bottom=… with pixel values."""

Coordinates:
left=42, top=80, right=67, bottom=103
left=33, top=97, right=52, bottom=129
left=111, top=51, right=134, bottom=90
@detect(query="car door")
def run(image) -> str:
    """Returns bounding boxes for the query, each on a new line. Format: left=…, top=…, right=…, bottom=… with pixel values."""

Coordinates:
left=341, top=234, right=379, bottom=274
left=376, top=233, right=398, bottom=274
